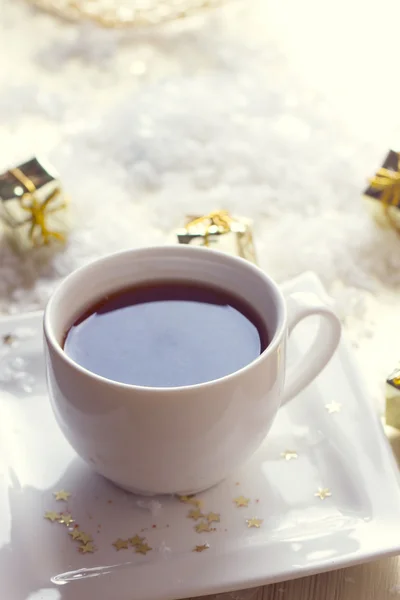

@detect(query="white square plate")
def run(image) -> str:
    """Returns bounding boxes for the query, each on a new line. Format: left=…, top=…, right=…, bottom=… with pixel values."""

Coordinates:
left=0, top=272, right=399, bottom=600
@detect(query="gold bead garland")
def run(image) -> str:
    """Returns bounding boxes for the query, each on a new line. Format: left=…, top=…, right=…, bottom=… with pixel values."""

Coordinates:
left=25, top=0, right=228, bottom=28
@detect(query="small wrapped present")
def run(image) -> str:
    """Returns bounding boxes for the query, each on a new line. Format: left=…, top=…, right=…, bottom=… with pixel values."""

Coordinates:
left=386, top=366, right=400, bottom=429
left=0, top=157, right=69, bottom=251
left=173, top=210, right=257, bottom=264
left=364, top=150, right=400, bottom=232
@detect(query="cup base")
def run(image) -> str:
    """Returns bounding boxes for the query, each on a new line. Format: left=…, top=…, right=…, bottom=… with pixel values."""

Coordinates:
left=107, top=476, right=222, bottom=497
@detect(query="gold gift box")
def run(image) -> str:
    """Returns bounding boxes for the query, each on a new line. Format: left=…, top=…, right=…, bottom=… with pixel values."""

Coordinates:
left=0, top=157, right=69, bottom=251
left=386, top=366, right=400, bottom=430
left=174, top=211, right=257, bottom=264
left=364, top=150, right=400, bottom=231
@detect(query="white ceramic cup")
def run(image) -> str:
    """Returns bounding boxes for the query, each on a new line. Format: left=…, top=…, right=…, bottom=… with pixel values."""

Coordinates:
left=44, top=245, right=341, bottom=496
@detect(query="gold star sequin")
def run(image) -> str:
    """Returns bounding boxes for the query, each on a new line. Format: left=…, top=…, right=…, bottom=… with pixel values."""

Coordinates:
left=206, top=512, right=220, bottom=523
left=135, top=543, right=152, bottom=555
left=178, top=494, right=193, bottom=503
left=325, top=401, right=342, bottom=414
left=112, top=538, right=129, bottom=551
left=77, top=532, right=92, bottom=544
left=58, top=513, right=74, bottom=526
left=187, top=508, right=204, bottom=521
left=246, top=517, right=263, bottom=528
left=53, top=489, right=71, bottom=501
left=233, top=496, right=250, bottom=508
left=178, top=495, right=203, bottom=508
left=129, top=535, right=145, bottom=546
left=69, top=529, right=84, bottom=540
left=44, top=511, right=60, bottom=522
left=314, top=487, right=332, bottom=500
left=195, top=521, right=211, bottom=533
left=280, top=450, right=298, bottom=461
left=193, top=544, right=209, bottom=552
left=79, top=542, right=96, bottom=554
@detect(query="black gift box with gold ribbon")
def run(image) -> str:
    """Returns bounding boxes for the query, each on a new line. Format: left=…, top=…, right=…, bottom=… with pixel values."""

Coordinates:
left=0, top=157, right=69, bottom=251
left=174, top=211, right=257, bottom=264
left=386, top=366, right=400, bottom=430
left=364, top=150, right=400, bottom=231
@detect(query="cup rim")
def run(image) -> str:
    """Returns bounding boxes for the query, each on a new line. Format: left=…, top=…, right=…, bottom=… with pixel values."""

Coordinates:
left=44, top=245, right=287, bottom=393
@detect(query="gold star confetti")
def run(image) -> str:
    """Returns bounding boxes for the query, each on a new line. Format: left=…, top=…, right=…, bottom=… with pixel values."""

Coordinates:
left=314, top=487, right=332, bottom=500
left=233, top=496, right=250, bottom=508
left=44, top=511, right=60, bottom=522
left=112, top=538, right=129, bottom=551
left=178, top=495, right=203, bottom=508
left=246, top=517, right=263, bottom=528
left=187, top=508, right=204, bottom=521
left=53, top=490, right=71, bottom=501
left=206, top=512, right=220, bottom=523
left=129, top=535, right=145, bottom=546
left=57, top=513, right=74, bottom=526
left=178, top=494, right=193, bottom=503
left=135, top=543, right=152, bottom=555
left=195, top=521, right=211, bottom=533
left=79, top=542, right=96, bottom=554
left=193, top=544, right=210, bottom=552
left=280, top=450, right=298, bottom=461
left=77, top=532, right=92, bottom=544
left=325, top=401, right=342, bottom=414
left=69, top=529, right=84, bottom=540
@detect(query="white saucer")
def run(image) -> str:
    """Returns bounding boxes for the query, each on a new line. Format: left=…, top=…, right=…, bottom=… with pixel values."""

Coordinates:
left=0, top=272, right=399, bottom=600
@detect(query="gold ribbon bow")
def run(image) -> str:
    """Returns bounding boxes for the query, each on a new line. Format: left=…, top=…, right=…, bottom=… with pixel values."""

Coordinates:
left=185, top=210, right=234, bottom=246
left=9, top=167, right=67, bottom=246
left=369, top=156, right=400, bottom=232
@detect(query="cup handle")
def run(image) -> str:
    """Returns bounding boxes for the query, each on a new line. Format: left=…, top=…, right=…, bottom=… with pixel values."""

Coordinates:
left=281, top=292, right=341, bottom=406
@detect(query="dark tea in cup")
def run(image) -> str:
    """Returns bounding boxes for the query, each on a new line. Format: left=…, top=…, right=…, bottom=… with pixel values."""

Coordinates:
left=64, top=280, right=269, bottom=388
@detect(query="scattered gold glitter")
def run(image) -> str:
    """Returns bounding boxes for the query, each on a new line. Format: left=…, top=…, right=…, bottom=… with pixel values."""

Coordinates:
left=112, top=538, right=129, bottom=551
left=233, top=496, right=250, bottom=508
left=69, top=529, right=84, bottom=540
left=280, top=450, right=298, bottom=461
left=77, top=532, right=92, bottom=544
left=187, top=508, right=204, bottom=521
left=246, top=517, right=263, bottom=528
left=325, top=401, right=342, bottom=414
left=79, top=542, right=96, bottom=554
left=53, top=489, right=71, bottom=501
left=135, top=543, right=152, bottom=555
left=44, top=511, right=60, bottom=522
left=195, top=521, right=211, bottom=533
left=314, top=488, right=332, bottom=500
left=193, top=543, right=210, bottom=552
left=129, top=535, right=145, bottom=546
left=57, top=513, right=74, bottom=526
left=206, top=512, right=220, bottom=523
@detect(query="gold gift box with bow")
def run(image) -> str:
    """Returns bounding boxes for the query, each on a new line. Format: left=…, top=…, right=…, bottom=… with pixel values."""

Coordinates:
left=386, top=366, right=400, bottom=430
left=364, top=150, right=400, bottom=231
left=174, top=210, right=257, bottom=264
left=0, top=157, right=69, bottom=251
